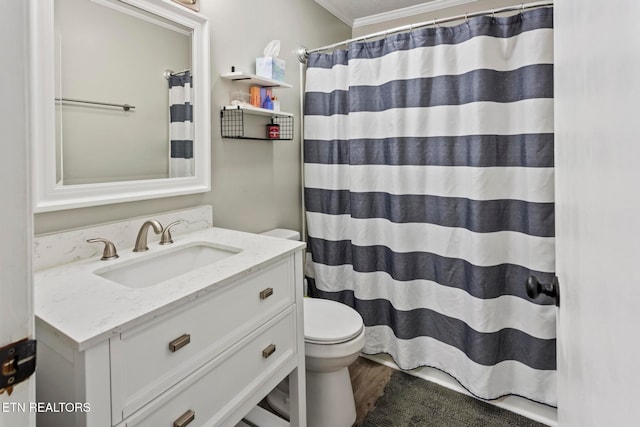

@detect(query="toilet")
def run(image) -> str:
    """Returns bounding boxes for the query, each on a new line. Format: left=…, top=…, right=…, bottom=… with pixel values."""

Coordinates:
left=261, top=229, right=366, bottom=427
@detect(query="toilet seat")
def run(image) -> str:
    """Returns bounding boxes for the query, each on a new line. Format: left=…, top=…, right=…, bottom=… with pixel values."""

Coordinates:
left=304, top=298, right=364, bottom=345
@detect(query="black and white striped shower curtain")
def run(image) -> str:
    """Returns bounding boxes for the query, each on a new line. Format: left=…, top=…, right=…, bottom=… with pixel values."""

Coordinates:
left=169, top=71, right=193, bottom=177
left=303, top=8, right=556, bottom=405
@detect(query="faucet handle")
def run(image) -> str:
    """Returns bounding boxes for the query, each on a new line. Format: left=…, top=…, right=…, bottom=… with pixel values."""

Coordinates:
left=87, top=238, right=119, bottom=261
left=160, top=221, right=182, bottom=245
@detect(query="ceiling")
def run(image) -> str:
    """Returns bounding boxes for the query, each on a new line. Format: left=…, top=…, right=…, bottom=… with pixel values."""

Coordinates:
left=314, top=0, right=479, bottom=28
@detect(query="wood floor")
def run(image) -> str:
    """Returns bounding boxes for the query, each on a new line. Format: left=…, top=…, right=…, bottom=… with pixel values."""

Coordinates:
left=348, top=357, right=395, bottom=426
left=259, top=356, right=394, bottom=425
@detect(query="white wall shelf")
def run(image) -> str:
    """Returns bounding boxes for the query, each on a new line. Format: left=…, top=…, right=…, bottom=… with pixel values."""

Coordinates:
left=222, top=105, right=293, bottom=118
left=220, top=71, right=292, bottom=88
left=220, top=69, right=293, bottom=140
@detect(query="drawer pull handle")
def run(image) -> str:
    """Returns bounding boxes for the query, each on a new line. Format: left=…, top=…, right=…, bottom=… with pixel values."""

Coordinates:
left=259, top=287, right=274, bottom=300
left=169, top=334, right=191, bottom=352
left=262, top=344, right=276, bottom=359
left=173, top=409, right=195, bottom=427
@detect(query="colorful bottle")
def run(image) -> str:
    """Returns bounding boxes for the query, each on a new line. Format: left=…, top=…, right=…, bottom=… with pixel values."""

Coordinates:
left=262, top=95, right=273, bottom=110
left=249, top=86, right=261, bottom=107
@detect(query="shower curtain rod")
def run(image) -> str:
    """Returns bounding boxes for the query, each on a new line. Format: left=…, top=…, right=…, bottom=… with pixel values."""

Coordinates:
left=297, top=0, right=553, bottom=61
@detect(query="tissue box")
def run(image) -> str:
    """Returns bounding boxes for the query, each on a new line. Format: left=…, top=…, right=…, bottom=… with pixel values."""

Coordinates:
left=256, top=57, right=285, bottom=82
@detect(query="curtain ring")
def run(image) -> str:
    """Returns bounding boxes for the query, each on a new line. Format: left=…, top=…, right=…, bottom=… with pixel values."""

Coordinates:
left=465, top=12, right=469, bottom=24
left=492, top=10, right=496, bottom=19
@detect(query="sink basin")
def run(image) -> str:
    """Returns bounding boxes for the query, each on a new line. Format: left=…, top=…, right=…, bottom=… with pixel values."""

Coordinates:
left=94, top=242, right=242, bottom=288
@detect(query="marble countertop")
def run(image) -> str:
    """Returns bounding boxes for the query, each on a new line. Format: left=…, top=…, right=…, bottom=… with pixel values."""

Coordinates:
left=34, top=227, right=305, bottom=351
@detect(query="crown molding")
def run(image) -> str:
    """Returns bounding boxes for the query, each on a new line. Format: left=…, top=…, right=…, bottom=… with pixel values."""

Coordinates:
left=353, top=0, right=478, bottom=28
left=314, top=0, right=355, bottom=27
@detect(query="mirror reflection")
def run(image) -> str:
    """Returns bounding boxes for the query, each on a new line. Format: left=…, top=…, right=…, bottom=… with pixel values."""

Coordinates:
left=54, top=0, right=193, bottom=185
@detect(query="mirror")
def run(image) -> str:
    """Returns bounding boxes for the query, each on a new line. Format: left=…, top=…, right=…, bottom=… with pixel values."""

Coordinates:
left=31, top=0, right=210, bottom=212
left=55, top=0, right=193, bottom=185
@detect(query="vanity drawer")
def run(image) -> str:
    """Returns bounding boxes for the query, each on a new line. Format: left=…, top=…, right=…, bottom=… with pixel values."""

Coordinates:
left=120, top=307, right=296, bottom=427
left=111, top=257, right=295, bottom=422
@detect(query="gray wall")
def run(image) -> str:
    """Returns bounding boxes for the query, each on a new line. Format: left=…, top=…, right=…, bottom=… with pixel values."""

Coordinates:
left=34, top=0, right=351, bottom=235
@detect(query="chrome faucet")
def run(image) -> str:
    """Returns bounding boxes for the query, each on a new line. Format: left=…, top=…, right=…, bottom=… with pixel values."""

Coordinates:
left=133, top=220, right=163, bottom=252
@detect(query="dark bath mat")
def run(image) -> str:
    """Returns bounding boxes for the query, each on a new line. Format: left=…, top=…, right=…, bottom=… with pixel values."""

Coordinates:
left=360, top=370, right=549, bottom=427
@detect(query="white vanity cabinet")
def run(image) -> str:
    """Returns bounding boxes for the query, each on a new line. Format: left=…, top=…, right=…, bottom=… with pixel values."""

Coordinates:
left=35, top=228, right=306, bottom=427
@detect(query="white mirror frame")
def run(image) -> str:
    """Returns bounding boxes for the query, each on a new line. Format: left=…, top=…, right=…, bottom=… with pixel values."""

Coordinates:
left=30, top=0, right=210, bottom=212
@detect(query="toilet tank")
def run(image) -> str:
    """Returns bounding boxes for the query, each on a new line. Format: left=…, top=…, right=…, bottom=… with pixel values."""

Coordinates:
left=261, top=228, right=307, bottom=296
left=260, top=228, right=300, bottom=241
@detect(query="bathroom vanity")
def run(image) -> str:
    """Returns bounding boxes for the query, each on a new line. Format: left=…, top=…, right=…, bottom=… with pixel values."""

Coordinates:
left=34, top=224, right=306, bottom=427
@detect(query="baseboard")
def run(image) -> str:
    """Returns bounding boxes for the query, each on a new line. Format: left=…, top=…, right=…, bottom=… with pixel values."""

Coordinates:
left=360, top=353, right=558, bottom=427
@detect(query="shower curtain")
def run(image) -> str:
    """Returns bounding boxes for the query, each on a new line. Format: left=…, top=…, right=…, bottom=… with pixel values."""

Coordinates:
left=168, top=70, right=193, bottom=178
left=303, top=7, right=556, bottom=406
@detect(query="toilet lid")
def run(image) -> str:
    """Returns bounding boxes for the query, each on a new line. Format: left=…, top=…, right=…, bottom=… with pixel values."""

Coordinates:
left=304, top=298, right=364, bottom=344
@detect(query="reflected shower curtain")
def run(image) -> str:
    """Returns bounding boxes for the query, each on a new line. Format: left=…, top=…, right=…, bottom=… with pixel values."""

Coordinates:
left=168, top=71, right=193, bottom=177
left=303, top=8, right=556, bottom=405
